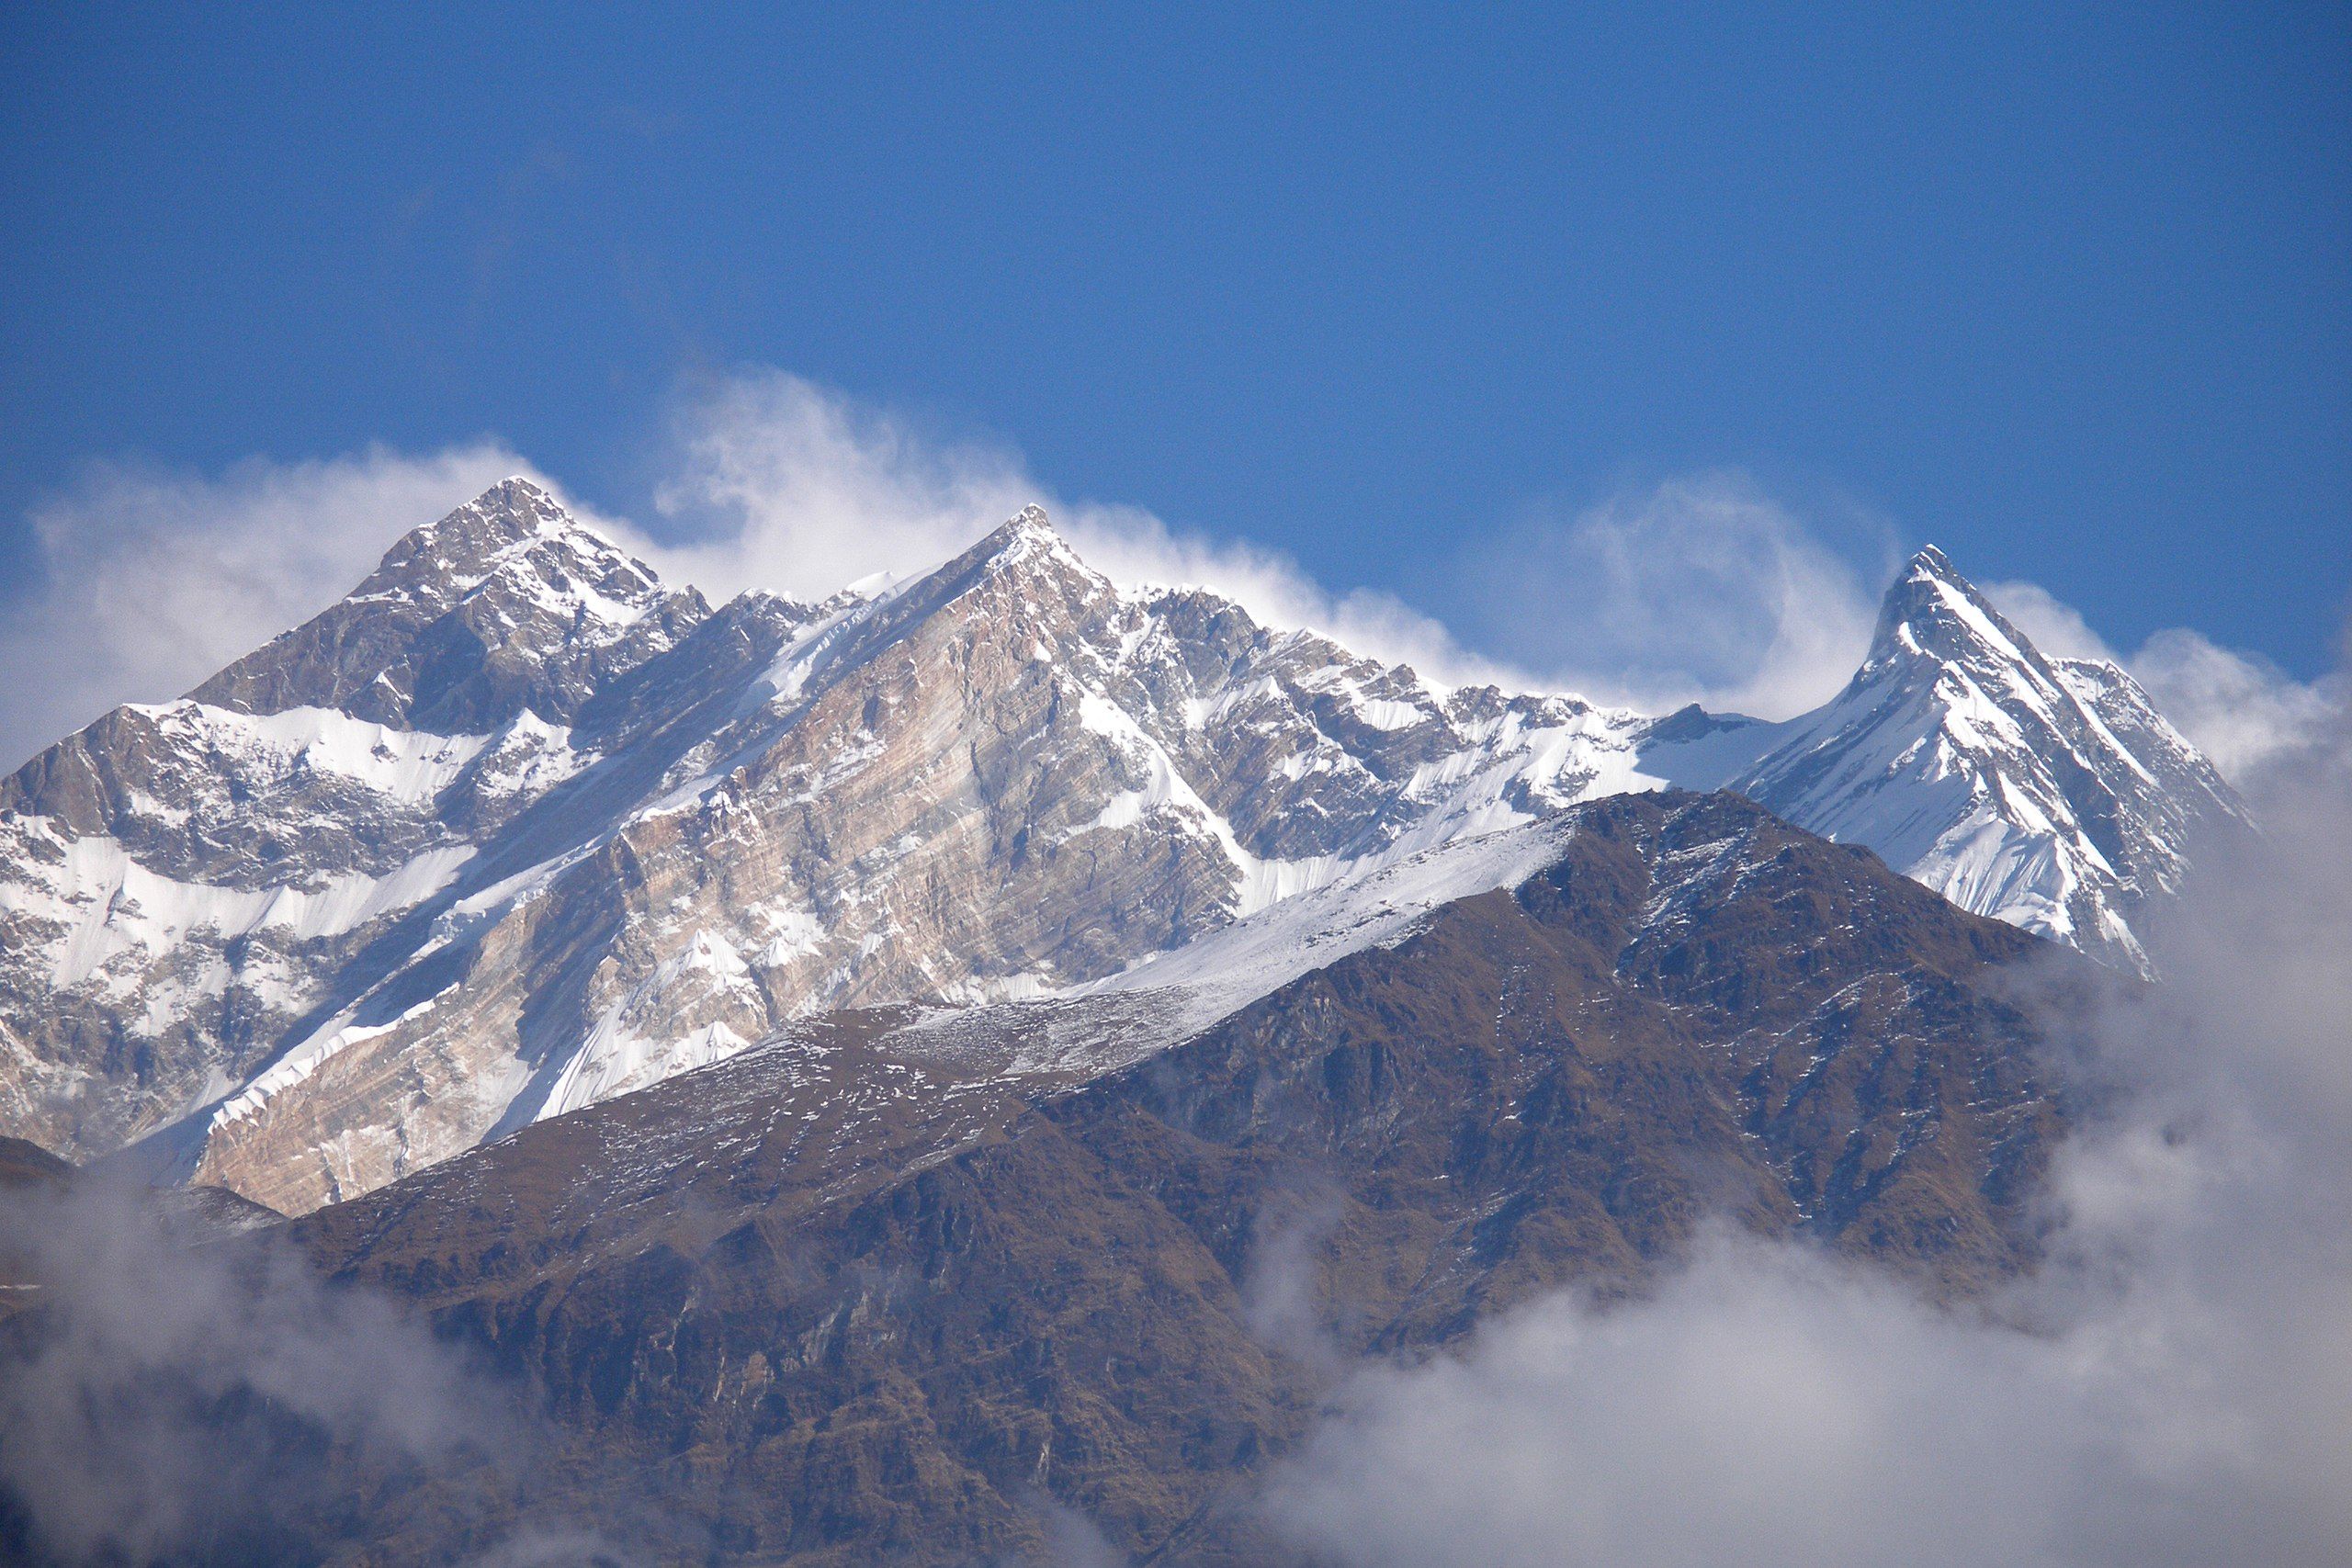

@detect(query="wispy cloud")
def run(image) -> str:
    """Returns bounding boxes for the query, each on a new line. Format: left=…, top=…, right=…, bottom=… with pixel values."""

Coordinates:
left=0, top=1179, right=495, bottom=1562
left=0, top=1176, right=702, bottom=1565
left=638, top=367, right=1522, bottom=694
left=2127, top=629, right=2348, bottom=788
left=1451, top=473, right=1898, bottom=719
left=642, top=369, right=1036, bottom=603
left=636, top=374, right=1906, bottom=716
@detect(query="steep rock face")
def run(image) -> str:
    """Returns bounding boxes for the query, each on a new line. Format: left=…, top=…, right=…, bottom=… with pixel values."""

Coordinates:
left=277, top=792, right=2075, bottom=1565
left=1644, top=547, right=2246, bottom=972
left=0, top=481, right=708, bottom=1160
left=166, top=509, right=1662, bottom=1213
left=0, top=485, right=2235, bottom=1213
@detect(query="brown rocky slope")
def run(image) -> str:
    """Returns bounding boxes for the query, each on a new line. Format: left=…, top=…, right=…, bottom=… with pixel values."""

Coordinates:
left=177, top=790, right=2096, bottom=1565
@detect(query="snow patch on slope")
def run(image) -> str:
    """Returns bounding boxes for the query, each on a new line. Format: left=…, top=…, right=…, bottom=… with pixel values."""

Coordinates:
left=1074, top=813, right=1588, bottom=1032
left=3, top=821, right=475, bottom=987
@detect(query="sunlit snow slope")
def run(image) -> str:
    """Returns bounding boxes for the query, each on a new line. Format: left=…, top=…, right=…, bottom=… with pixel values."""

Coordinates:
left=1641, top=547, right=2246, bottom=972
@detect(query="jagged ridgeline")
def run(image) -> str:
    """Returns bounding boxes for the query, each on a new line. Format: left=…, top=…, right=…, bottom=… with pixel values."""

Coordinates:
left=0, top=482, right=2242, bottom=1213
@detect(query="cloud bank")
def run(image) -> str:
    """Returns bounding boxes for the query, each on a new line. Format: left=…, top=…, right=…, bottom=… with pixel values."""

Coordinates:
left=1259, top=702, right=2352, bottom=1568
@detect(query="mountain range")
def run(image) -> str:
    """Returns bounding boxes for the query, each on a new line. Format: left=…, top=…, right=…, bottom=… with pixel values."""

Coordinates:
left=0, top=480, right=2241, bottom=1218
left=0, top=479, right=2266, bottom=1562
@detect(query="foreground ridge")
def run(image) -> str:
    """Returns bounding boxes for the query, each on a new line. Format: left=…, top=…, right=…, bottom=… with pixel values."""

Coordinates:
left=270, top=789, right=2075, bottom=1562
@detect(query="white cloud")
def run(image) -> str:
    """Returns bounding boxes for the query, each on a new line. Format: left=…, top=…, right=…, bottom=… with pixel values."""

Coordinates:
left=1260, top=709, right=2352, bottom=1568
left=0, top=1178, right=496, bottom=1562
left=1453, top=474, right=1895, bottom=719
left=1265, top=1231, right=2082, bottom=1568
left=642, top=369, right=1037, bottom=604
left=637, top=374, right=1913, bottom=716
left=1057, top=501, right=1532, bottom=695
left=2128, top=628, right=2348, bottom=786
left=0, top=443, right=549, bottom=771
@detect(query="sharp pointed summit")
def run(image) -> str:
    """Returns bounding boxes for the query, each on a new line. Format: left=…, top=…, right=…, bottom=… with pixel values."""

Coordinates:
left=999, top=500, right=1057, bottom=540
left=367, top=475, right=564, bottom=565
left=350, top=478, right=636, bottom=605
left=1880, top=544, right=1977, bottom=619
left=1646, top=545, right=2247, bottom=973
left=1865, top=542, right=2046, bottom=673
left=1901, top=541, right=1962, bottom=580
left=961, top=502, right=1089, bottom=580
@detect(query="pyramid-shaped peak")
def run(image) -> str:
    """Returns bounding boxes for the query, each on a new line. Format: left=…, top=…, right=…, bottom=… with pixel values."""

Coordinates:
left=884, top=503, right=1113, bottom=621
left=1902, top=543, right=1962, bottom=581
left=988, top=502, right=1060, bottom=545
left=1868, top=544, right=2042, bottom=671
left=961, top=503, right=1091, bottom=574
left=444, top=475, right=570, bottom=535
left=354, top=478, right=649, bottom=606
left=484, top=473, right=555, bottom=503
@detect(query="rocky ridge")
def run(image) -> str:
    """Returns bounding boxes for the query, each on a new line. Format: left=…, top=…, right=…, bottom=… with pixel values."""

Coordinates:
left=0, top=484, right=2238, bottom=1213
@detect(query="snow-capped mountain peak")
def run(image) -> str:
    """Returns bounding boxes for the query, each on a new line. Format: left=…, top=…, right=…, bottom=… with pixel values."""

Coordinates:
left=189, top=479, right=705, bottom=734
left=926, top=503, right=1114, bottom=623
left=0, top=491, right=2245, bottom=1214
left=351, top=476, right=598, bottom=601
left=1645, top=543, right=2246, bottom=973
left=989, top=500, right=1063, bottom=548
left=1871, top=544, right=2038, bottom=666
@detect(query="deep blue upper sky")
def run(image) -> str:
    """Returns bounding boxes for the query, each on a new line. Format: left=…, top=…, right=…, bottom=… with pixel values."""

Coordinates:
left=4, top=2, right=2346, bottom=675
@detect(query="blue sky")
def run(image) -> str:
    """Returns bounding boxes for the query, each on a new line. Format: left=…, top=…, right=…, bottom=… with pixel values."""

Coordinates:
left=3, top=2, right=2346, bottom=695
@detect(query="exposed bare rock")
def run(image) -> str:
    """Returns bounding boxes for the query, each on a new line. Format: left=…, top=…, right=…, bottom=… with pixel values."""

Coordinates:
left=0, top=488, right=2235, bottom=1216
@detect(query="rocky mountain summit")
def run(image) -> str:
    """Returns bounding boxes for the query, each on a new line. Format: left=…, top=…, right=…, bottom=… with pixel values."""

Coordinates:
left=0, top=482, right=2240, bottom=1214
